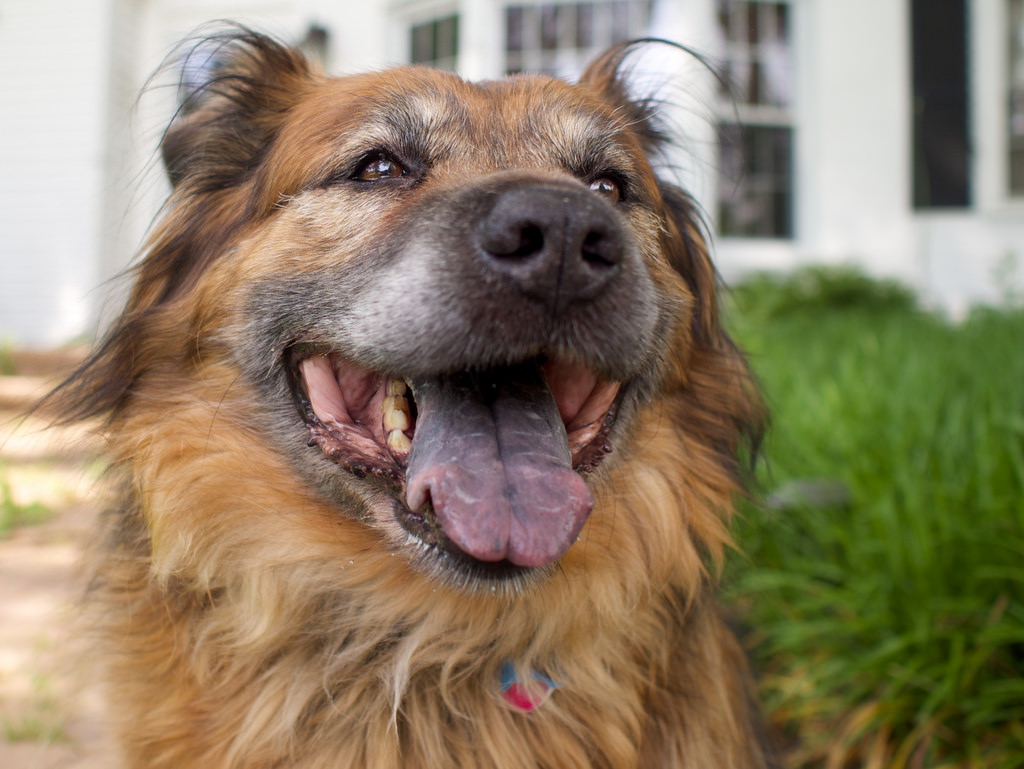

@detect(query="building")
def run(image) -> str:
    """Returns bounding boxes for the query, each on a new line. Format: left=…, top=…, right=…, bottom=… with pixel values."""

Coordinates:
left=2, top=0, right=1022, bottom=346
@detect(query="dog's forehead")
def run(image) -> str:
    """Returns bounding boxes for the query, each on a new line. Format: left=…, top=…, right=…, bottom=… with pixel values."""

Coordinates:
left=326, top=68, right=635, bottom=166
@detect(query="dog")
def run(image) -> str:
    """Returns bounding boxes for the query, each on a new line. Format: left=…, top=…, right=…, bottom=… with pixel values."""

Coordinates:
left=53, top=29, right=771, bottom=768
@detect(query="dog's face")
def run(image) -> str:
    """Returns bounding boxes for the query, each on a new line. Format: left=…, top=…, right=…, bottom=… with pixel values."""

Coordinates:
left=79, top=34, right=753, bottom=591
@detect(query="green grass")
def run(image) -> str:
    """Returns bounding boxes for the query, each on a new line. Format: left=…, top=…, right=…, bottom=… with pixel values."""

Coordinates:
left=724, top=268, right=1024, bottom=769
left=0, top=342, right=15, bottom=376
left=2, top=674, right=67, bottom=744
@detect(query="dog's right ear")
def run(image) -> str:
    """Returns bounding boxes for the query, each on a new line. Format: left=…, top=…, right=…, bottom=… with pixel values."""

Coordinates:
left=161, top=28, right=315, bottom=190
left=36, top=30, right=317, bottom=426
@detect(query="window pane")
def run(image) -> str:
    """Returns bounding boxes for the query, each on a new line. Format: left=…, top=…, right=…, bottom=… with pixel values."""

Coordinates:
left=506, top=7, right=524, bottom=53
left=437, top=16, right=458, bottom=60
left=911, top=0, right=970, bottom=207
left=409, top=15, right=459, bottom=71
left=759, top=48, right=791, bottom=106
left=541, top=4, right=559, bottom=51
left=718, top=123, right=794, bottom=238
left=577, top=3, right=595, bottom=48
left=730, top=58, right=750, bottom=101
left=746, top=2, right=759, bottom=45
left=717, top=1, right=732, bottom=44
left=749, top=59, right=762, bottom=103
left=612, top=1, right=632, bottom=42
left=1010, top=0, right=1024, bottom=194
left=775, top=3, right=790, bottom=45
left=410, top=23, right=433, bottom=64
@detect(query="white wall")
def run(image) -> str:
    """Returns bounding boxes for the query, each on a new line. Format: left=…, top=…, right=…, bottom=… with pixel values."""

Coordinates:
left=802, top=0, right=914, bottom=278
left=0, top=0, right=115, bottom=347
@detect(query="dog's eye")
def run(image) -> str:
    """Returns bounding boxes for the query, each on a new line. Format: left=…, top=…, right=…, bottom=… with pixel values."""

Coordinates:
left=354, top=154, right=407, bottom=181
left=589, top=176, right=623, bottom=202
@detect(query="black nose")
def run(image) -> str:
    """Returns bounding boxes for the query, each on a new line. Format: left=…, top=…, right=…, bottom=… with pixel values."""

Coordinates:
left=476, top=186, right=623, bottom=314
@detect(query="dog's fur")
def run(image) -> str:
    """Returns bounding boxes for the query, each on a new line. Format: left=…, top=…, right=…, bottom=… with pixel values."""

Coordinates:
left=54, top=30, right=770, bottom=768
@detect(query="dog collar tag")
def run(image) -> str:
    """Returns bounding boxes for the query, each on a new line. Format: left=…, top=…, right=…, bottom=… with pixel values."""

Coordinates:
left=499, top=662, right=561, bottom=712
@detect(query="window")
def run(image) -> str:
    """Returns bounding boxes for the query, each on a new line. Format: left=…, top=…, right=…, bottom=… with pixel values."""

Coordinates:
left=410, top=14, right=459, bottom=71
left=717, top=122, right=792, bottom=238
left=504, top=2, right=653, bottom=77
left=910, top=0, right=970, bottom=208
left=715, top=0, right=795, bottom=238
left=1010, top=0, right=1024, bottom=195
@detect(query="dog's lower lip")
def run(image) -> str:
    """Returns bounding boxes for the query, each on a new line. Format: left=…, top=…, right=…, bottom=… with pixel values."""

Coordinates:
left=393, top=495, right=543, bottom=581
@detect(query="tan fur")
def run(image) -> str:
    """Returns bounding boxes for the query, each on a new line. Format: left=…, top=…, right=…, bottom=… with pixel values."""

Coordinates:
left=54, top=30, right=771, bottom=768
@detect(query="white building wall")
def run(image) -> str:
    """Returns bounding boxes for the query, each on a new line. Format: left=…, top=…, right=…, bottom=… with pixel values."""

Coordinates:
left=802, top=0, right=914, bottom=278
left=0, top=0, right=115, bottom=347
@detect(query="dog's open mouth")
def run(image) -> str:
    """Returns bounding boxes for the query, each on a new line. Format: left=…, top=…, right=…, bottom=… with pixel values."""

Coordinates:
left=291, top=351, right=620, bottom=570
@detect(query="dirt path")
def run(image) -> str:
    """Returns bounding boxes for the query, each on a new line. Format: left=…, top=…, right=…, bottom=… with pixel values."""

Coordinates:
left=0, top=363, right=115, bottom=767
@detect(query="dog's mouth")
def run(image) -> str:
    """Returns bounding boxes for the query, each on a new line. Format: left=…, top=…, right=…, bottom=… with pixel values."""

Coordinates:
left=290, top=350, right=620, bottom=571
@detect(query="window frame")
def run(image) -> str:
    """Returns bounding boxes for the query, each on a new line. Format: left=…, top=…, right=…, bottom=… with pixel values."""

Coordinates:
left=1008, top=0, right=1024, bottom=198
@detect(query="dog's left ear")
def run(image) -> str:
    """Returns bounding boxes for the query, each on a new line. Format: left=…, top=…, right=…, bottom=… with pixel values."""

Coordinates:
left=579, top=41, right=722, bottom=345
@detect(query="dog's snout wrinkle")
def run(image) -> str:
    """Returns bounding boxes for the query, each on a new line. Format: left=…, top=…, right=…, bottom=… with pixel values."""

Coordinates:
left=477, top=186, right=623, bottom=314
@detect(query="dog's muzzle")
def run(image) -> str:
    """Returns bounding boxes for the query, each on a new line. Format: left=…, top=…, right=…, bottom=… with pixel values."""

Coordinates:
left=283, top=173, right=660, bottom=577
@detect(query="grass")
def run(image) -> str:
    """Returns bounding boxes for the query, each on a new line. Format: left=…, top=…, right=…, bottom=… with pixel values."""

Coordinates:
left=0, top=342, right=15, bottom=376
left=1, top=674, right=67, bottom=744
left=0, top=463, right=54, bottom=537
left=724, top=268, right=1024, bottom=768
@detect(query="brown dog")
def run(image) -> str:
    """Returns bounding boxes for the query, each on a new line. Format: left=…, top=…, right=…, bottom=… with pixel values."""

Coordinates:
left=55, top=29, right=771, bottom=768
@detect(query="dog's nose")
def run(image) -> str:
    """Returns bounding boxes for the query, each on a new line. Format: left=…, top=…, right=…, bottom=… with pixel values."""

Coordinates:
left=477, top=186, right=623, bottom=314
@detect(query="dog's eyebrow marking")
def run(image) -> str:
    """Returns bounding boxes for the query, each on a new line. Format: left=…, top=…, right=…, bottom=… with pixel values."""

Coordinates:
left=532, top=108, right=639, bottom=187
left=476, top=81, right=640, bottom=177
left=370, top=86, right=471, bottom=164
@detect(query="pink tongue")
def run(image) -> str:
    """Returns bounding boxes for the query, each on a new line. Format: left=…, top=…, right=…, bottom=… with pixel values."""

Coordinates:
left=405, top=364, right=593, bottom=567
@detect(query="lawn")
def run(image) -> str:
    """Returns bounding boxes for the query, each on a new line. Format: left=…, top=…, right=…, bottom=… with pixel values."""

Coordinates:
left=723, top=268, right=1024, bottom=769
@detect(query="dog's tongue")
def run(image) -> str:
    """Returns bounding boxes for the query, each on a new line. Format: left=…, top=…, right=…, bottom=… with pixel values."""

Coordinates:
left=405, top=364, right=593, bottom=568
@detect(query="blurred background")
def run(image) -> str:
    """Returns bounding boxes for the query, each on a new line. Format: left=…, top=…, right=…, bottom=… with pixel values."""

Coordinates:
left=1, top=0, right=1023, bottom=347
left=0, top=1, right=1022, bottom=768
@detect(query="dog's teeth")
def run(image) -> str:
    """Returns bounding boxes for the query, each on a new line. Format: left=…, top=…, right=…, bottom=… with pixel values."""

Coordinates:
left=382, top=381, right=413, bottom=454
left=387, top=429, right=411, bottom=454
left=384, top=409, right=410, bottom=432
left=383, top=395, right=411, bottom=432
